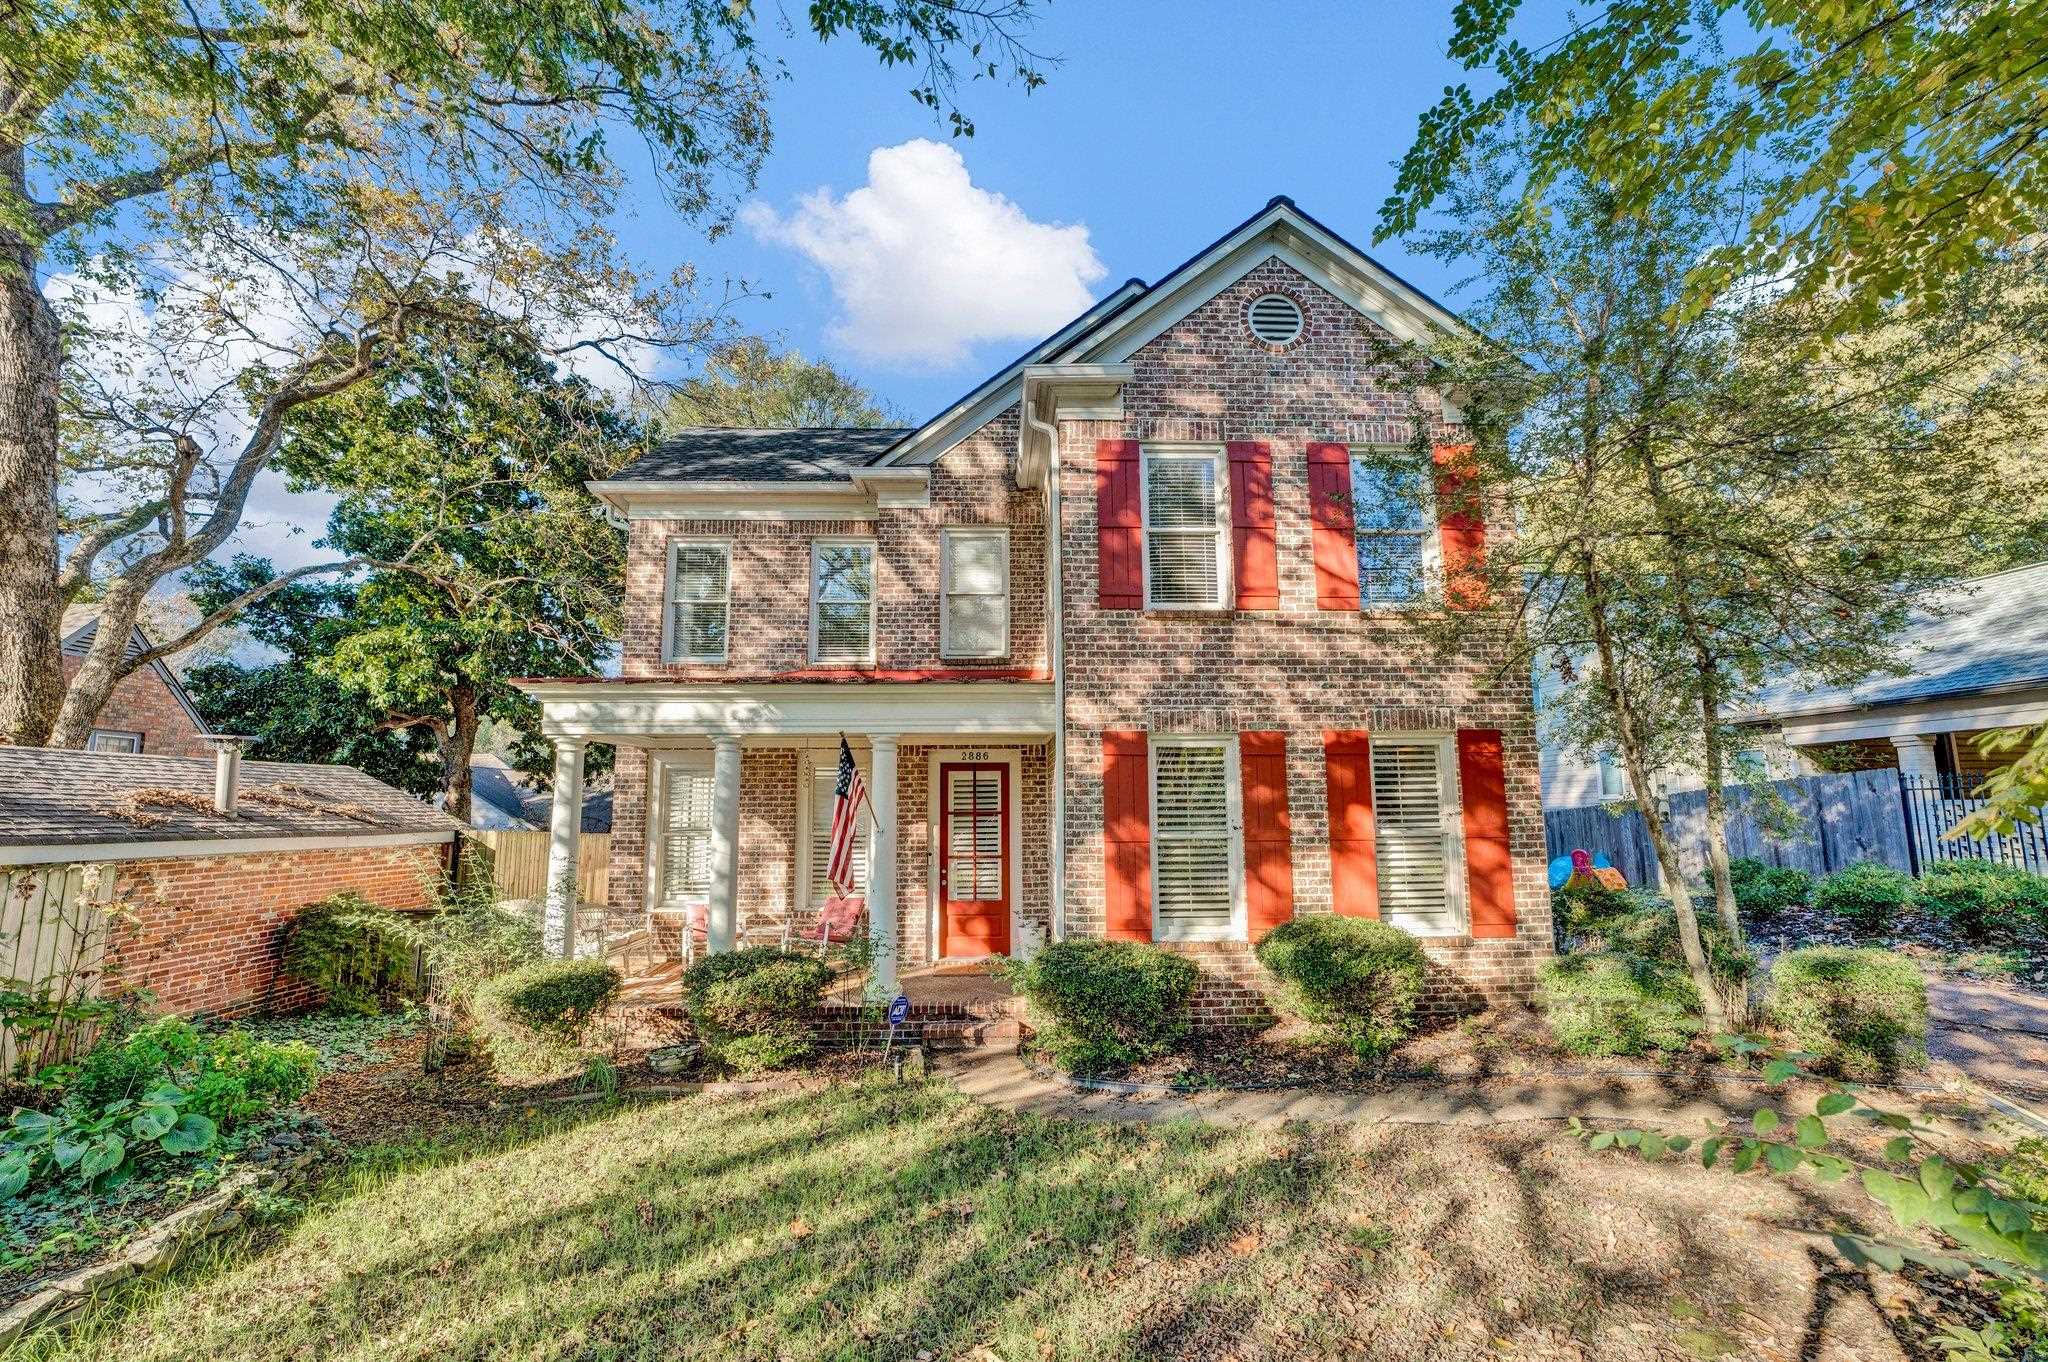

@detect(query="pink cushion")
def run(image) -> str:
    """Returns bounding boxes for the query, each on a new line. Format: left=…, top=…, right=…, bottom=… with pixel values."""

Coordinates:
left=816, top=896, right=866, bottom=942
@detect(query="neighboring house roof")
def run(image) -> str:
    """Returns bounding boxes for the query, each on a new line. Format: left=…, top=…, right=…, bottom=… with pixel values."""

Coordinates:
left=0, top=746, right=462, bottom=854
left=609, top=427, right=915, bottom=484
left=59, top=610, right=213, bottom=737
left=518, top=787, right=613, bottom=834
left=464, top=754, right=613, bottom=832
left=1758, top=562, right=2048, bottom=718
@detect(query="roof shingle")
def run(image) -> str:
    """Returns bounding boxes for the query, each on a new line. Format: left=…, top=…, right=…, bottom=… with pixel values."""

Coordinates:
left=609, top=427, right=913, bottom=483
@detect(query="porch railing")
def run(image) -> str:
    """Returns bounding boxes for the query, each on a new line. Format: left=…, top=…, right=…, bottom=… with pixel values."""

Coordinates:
left=1897, top=773, right=2048, bottom=877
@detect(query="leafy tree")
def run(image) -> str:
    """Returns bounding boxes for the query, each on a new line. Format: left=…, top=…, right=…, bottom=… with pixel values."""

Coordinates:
left=1387, top=122, right=2048, bottom=1024
left=662, top=338, right=897, bottom=429
left=1381, top=0, right=2048, bottom=332
left=1954, top=725, right=2048, bottom=840
left=196, top=323, right=637, bottom=820
left=1, top=0, right=1045, bottom=748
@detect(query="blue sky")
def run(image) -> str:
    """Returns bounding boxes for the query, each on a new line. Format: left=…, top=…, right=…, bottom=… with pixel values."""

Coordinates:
left=618, top=1, right=1549, bottom=420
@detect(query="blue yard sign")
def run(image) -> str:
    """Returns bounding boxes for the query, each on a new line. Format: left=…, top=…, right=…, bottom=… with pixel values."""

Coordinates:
left=886, top=994, right=910, bottom=1027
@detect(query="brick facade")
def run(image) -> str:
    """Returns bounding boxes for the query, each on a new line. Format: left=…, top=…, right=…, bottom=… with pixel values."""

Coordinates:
left=63, top=655, right=212, bottom=758
left=103, top=843, right=448, bottom=1017
left=602, top=247, right=1550, bottom=1021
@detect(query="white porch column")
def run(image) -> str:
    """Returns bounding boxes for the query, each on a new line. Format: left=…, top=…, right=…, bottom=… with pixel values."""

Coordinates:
left=866, top=734, right=900, bottom=998
left=543, top=738, right=586, bottom=959
left=707, top=735, right=743, bottom=954
left=1892, top=734, right=1941, bottom=779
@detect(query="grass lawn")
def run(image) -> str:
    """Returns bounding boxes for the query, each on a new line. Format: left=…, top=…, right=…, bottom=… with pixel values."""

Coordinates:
left=22, top=1075, right=1944, bottom=1362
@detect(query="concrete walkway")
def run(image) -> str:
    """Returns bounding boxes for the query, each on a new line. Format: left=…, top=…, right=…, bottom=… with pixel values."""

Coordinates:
left=1928, top=975, right=2048, bottom=1100
left=937, top=1050, right=1762, bottom=1128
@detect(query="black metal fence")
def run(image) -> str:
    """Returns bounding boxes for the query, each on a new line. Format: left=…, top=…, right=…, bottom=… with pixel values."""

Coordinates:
left=1897, top=773, right=2048, bottom=876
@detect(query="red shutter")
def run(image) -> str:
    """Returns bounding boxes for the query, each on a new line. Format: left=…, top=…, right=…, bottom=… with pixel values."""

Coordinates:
left=1239, top=731, right=1293, bottom=939
left=1457, top=729, right=1516, bottom=938
left=1101, top=729, right=1152, bottom=941
left=1096, top=440, right=1144, bottom=609
left=1432, top=443, right=1489, bottom=610
left=1307, top=442, right=1360, bottom=610
left=1227, top=441, right=1279, bottom=611
left=1322, top=730, right=1378, bottom=917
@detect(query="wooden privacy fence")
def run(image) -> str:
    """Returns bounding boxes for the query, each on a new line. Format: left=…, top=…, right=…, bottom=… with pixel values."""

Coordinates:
left=466, top=830, right=611, bottom=904
left=1543, top=769, right=1915, bottom=888
left=2, top=863, right=116, bottom=1073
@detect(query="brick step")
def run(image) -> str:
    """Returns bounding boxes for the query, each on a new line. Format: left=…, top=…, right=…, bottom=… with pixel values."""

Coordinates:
left=917, top=1017, right=1026, bottom=1051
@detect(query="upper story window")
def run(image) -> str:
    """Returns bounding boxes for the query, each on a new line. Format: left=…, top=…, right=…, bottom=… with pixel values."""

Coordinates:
left=1150, top=735, right=1243, bottom=942
left=1371, top=735, right=1465, bottom=936
left=87, top=730, right=142, bottom=754
left=1349, top=453, right=1434, bottom=607
left=665, top=540, right=731, bottom=663
left=1142, top=447, right=1230, bottom=610
left=811, top=539, right=876, bottom=664
left=941, top=528, right=1009, bottom=659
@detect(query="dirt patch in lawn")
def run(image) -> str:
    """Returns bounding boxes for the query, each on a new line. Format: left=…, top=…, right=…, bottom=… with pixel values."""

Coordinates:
left=1747, top=905, right=2048, bottom=993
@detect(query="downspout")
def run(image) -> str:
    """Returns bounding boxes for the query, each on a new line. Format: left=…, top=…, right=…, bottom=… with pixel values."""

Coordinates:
left=1027, top=397, right=1068, bottom=942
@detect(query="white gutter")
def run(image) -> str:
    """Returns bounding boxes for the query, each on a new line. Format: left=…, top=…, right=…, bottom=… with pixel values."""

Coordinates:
left=1028, top=398, right=1070, bottom=942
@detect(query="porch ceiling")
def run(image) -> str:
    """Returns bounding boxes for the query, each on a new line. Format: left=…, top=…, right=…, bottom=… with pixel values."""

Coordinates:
left=513, top=677, right=1056, bottom=742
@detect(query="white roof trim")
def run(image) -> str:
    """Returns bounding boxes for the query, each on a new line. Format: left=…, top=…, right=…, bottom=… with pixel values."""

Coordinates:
left=584, top=472, right=928, bottom=521
left=516, top=679, right=1057, bottom=740
left=0, top=828, right=456, bottom=868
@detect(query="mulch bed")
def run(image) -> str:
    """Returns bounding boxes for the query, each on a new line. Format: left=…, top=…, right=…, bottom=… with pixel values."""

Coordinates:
left=1746, top=904, right=2048, bottom=992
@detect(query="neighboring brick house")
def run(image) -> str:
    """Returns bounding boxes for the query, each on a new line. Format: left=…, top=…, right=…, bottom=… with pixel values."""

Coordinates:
left=0, top=746, right=460, bottom=1018
left=517, top=198, right=1551, bottom=1019
left=60, top=609, right=214, bottom=758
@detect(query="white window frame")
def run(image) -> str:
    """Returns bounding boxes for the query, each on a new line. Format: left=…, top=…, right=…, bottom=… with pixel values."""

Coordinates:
left=1597, top=750, right=1630, bottom=800
left=87, top=729, right=143, bottom=754
left=1369, top=733, right=1468, bottom=937
left=797, top=748, right=872, bottom=912
left=939, top=527, right=1011, bottom=660
left=1347, top=445, right=1439, bottom=610
left=649, top=754, right=716, bottom=910
left=1140, top=444, right=1232, bottom=612
left=662, top=537, right=732, bottom=664
left=1147, top=732, right=1246, bottom=943
left=808, top=537, right=878, bottom=665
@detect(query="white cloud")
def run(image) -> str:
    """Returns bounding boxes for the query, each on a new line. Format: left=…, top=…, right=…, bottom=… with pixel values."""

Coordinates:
left=742, top=139, right=1108, bottom=367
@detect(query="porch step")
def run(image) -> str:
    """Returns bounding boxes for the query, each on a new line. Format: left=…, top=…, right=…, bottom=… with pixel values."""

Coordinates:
left=918, top=1017, right=1026, bottom=1052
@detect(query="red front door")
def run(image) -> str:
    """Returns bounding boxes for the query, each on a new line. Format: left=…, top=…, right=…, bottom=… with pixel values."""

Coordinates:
left=939, top=762, right=1010, bottom=958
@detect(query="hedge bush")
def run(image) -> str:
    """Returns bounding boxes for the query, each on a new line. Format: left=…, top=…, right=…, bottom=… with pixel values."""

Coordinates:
left=1915, top=861, right=2048, bottom=943
left=1003, top=940, right=1198, bottom=1073
left=1726, top=858, right=1813, bottom=920
left=1537, top=952, right=1702, bottom=1056
left=1605, top=903, right=1758, bottom=988
left=1765, top=947, right=1927, bottom=1080
left=1552, top=879, right=1649, bottom=940
left=681, top=947, right=834, bottom=1074
left=1253, top=916, right=1426, bottom=1058
left=472, top=959, right=622, bottom=1077
left=1813, top=861, right=1915, bottom=933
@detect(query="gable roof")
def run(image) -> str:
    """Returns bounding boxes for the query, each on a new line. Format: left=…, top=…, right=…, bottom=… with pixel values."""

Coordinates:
left=60, top=610, right=212, bottom=736
left=1758, top=562, right=2048, bottom=718
left=0, top=746, right=461, bottom=856
left=609, top=427, right=914, bottom=484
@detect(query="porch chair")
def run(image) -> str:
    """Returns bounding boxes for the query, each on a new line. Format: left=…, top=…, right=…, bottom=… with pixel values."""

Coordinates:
left=781, top=895, right=866, bottom=960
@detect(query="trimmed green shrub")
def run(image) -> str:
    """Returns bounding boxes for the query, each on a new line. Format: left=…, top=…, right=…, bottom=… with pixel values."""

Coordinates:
left=681, top=947, right=834, bottom=1074
left=1766, top=947, right=1927, bottom=1080
left=283, top=893, right=417, bottom=1014
left=1002, top=940, right=1198, bottom=1073
left=1915, top=861, right=2048, bottom=943
left=1726, top=858, right=1813, bottom=919
left=1813, top=861, right=1914, bottom=933
left=1254, top=915, right=1426, bottom=1058
left=1552, top=879, right=1647, bottom=939
left=472, top=959, right=622, bottom=1078
left=1537, top=952, right=1702, bottom=1056
left=1606, top=904, right=1758, bottom=987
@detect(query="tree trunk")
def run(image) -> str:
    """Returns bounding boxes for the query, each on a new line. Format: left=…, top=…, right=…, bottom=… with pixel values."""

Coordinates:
left=45, top=577, right=152, bottom=748
left=0, top=174, right=66, bottom=747
left=1581, top=553, right=1730, bottom=1035
left=438, top=684, right=481, bottom=824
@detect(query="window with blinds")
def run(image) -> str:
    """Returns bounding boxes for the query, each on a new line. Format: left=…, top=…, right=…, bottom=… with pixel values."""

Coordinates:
left=1371, top=738, right=1462, bottom=934
left=1349, top=455, right=1431, bottom=606
left=1143, top=450, right=1228, bottom=608
left=945, top=767, right=1004, bottom=899
left=811, top=540, right=876, bottom=663
left=667, top=541, right=731, bottom=662
left=1152, top=740, right=1238, bottom=940
left=661, top=765, right=715, bottom=905
left=941, top=528, right=1009, bottom=658
left=810, top=764, right=869, bottom=904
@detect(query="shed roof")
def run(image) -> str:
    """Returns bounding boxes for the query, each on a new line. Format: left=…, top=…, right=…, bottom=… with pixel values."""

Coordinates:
left=0, top=746, right=462, bottom=851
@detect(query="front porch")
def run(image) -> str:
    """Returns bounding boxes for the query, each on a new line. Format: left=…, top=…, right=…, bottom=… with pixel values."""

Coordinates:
left=514, top=675, right=1059, bottom=995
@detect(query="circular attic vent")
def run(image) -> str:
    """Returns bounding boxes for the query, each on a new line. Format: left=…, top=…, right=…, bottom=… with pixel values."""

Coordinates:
left=1247, top=292, right=1304, bottom=346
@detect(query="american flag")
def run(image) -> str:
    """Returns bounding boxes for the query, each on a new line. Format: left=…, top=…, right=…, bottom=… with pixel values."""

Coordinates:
left=825, top=735, right=869, bottom=895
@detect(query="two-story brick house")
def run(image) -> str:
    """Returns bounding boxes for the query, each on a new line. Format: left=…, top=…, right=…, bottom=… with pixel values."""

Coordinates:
left=517, top=198, right=1551, bottom=1019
